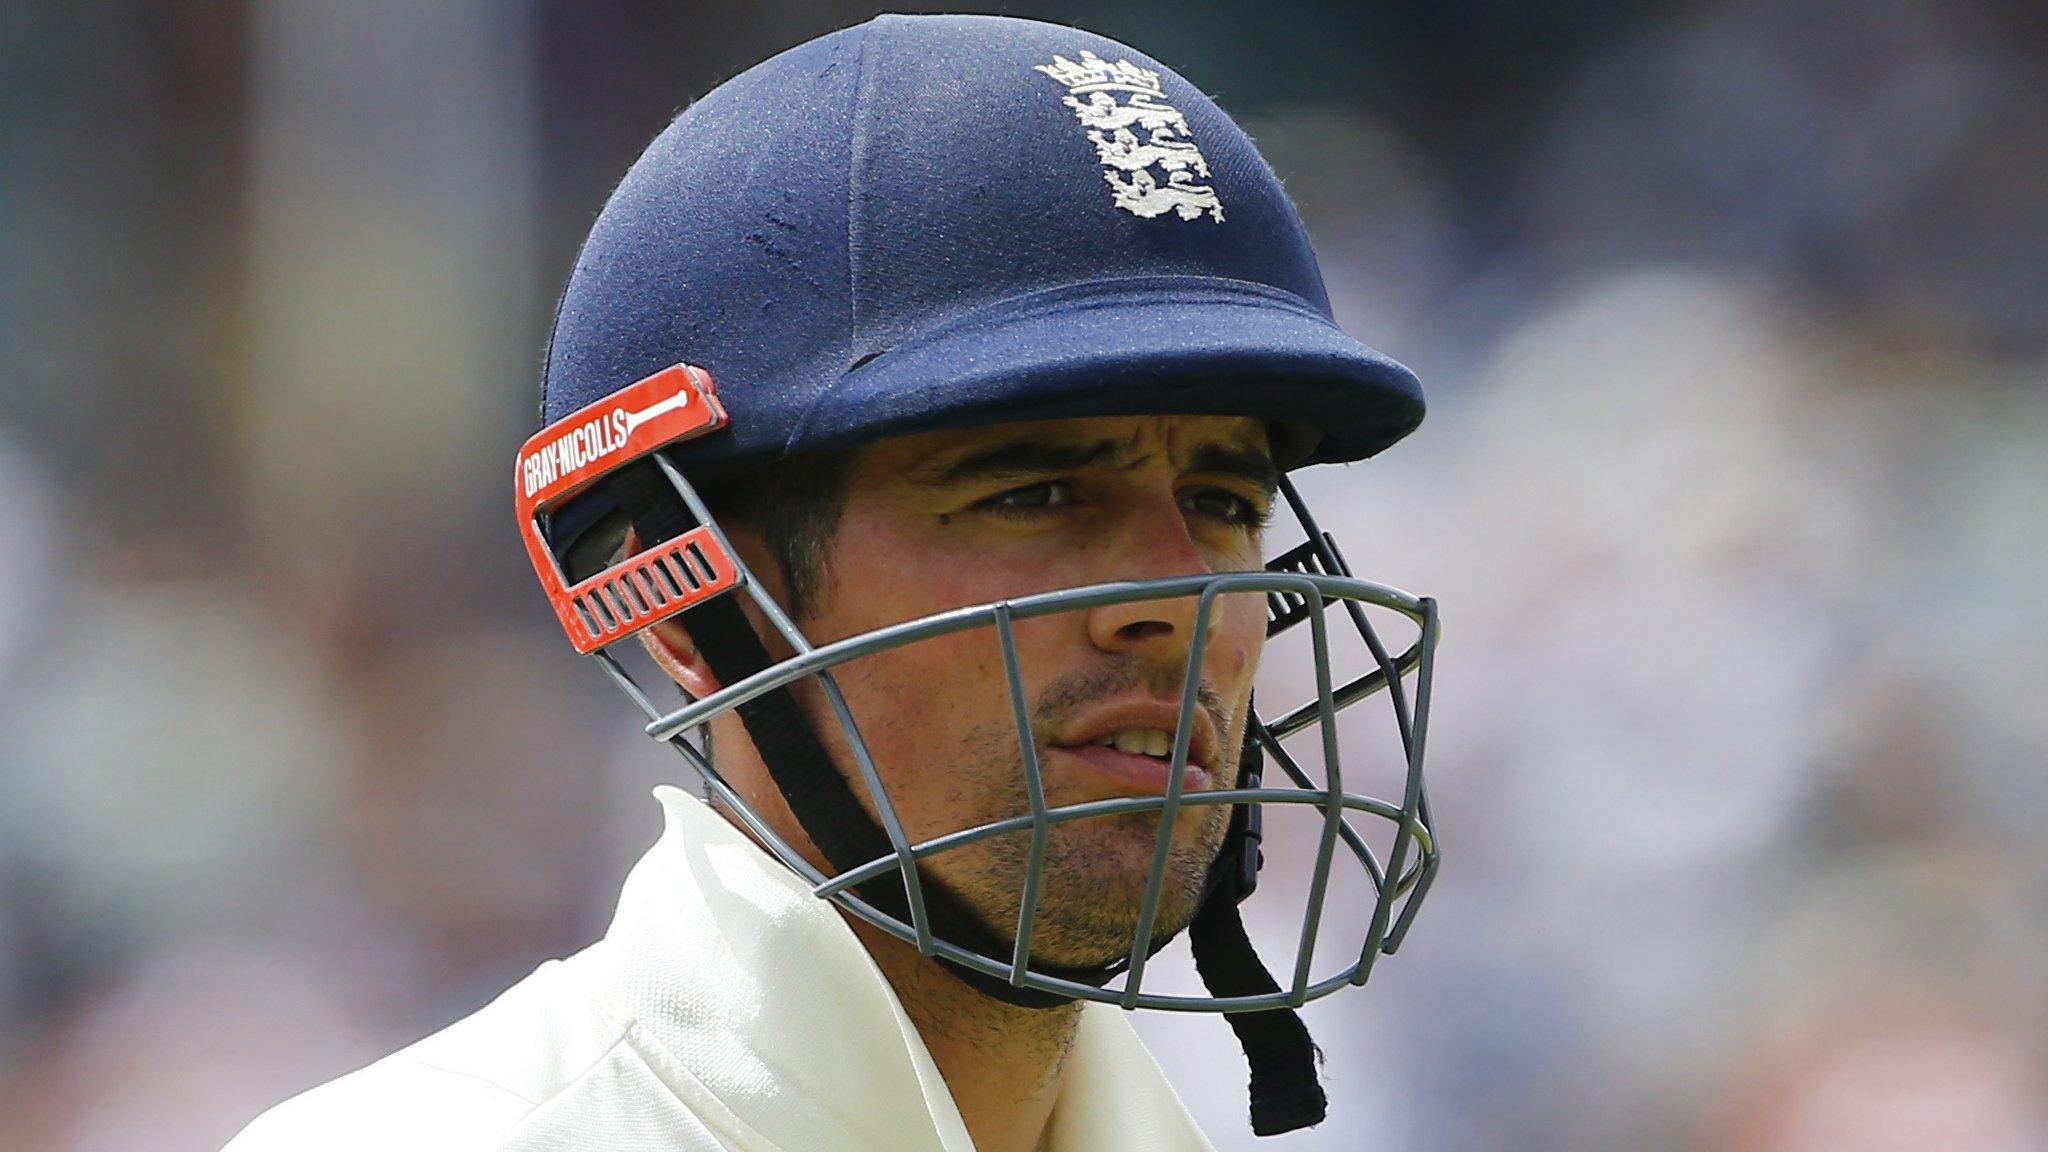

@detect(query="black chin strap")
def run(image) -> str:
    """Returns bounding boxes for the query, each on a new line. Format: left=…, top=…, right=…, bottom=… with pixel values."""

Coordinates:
left=611, top=457, right=1324, bottom=1134
left=1190, top=732, right=1327, bottom=1135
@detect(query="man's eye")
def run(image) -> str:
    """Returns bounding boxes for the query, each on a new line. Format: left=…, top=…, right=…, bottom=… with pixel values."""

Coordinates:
left=1183, top=488, right=1265, bottom=526
left=980, top=481, right=1072, bottom=514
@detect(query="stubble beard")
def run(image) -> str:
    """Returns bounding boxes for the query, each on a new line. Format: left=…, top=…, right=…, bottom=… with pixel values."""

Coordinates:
left=919, top=666, right=1243, bottom=971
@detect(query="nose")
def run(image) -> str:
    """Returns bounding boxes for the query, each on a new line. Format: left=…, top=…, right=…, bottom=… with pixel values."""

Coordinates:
left=1086, top=590, right=1223, bottom=654
left=1083, top=510, right=1224, bottom=657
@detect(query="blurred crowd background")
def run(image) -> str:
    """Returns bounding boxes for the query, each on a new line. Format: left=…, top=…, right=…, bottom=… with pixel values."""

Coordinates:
left=3, top=1, right=2044, bottom=1149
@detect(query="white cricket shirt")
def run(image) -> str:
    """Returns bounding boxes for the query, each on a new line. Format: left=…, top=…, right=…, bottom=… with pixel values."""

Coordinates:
left=224, top=786, right=1217, bottom=1151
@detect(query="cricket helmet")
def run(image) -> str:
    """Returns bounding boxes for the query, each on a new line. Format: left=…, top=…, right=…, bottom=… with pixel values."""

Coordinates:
left=519, top=14, right=1439, bottom=1137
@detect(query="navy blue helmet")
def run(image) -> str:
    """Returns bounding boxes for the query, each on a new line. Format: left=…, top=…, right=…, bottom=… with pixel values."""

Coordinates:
left=522, top=15, right=1439, bottom=1138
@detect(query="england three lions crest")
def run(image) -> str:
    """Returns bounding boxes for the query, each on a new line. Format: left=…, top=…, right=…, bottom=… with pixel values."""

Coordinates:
left=1035, top=51, right=1225, bottom=223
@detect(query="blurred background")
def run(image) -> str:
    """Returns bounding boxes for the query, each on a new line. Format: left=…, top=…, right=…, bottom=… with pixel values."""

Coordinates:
left=2, top=1, right=2044, bottom=1149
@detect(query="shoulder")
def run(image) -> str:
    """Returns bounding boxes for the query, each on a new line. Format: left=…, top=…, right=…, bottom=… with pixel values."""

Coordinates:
left=221, top=1052, right=535, bottom=1152
left=220, top=955, right=632, bottom=1152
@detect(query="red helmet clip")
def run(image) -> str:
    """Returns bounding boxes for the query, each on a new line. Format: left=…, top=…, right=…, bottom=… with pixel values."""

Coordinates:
left=515, top=363, right=738, bottom=653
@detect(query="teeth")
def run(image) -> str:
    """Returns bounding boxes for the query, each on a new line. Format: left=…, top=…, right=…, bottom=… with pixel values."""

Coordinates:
left=1098, top=728, right=1175, bottom=758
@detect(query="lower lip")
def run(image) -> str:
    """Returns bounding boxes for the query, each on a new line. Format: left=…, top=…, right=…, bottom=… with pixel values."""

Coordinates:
left=1050, top=744, right=1210, bottom=796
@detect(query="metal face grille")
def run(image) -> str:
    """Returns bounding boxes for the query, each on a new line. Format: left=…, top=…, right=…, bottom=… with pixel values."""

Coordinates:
left=588, top=458, right=1440, bottom=1014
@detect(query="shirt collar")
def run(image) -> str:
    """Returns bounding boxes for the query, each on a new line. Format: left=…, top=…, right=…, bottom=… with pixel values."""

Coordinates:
left=580, top=786, right=1213, bottom=1152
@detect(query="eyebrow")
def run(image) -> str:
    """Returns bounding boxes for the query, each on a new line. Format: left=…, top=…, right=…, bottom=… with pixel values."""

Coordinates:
left=1186, top=441, right=1282, bottom=499
left=913, top=435, right=1280, bottom=497
left=914, top=438, right=1125, bottom=488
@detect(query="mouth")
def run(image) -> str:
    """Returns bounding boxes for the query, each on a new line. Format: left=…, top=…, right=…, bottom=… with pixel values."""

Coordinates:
left=1047, top=724, right=1215, bottom=797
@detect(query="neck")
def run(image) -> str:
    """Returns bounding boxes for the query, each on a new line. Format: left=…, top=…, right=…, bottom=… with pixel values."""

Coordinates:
left=851, top=919, right=1080, bottom=1152
left=704, top=771, right=1082, bottom=1150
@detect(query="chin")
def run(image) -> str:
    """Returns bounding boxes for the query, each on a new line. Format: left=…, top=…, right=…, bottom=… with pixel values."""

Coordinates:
left=1014, top=829, right=1219, bottom=963
left=919, top=781, right=1230, bottom=966
left=1021, top=891, right=1204, bottom=970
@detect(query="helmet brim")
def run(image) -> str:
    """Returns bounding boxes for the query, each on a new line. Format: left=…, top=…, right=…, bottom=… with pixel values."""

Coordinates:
left=787, top=277, right=1423, bottom=469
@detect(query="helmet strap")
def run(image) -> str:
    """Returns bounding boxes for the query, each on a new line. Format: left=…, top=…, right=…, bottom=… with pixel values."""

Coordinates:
left=1188, top=730, right=1328, bottom=1135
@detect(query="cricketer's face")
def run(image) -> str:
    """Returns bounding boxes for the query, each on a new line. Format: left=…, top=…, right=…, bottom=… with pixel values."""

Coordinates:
left=764, top=413, right=1277, bottom=968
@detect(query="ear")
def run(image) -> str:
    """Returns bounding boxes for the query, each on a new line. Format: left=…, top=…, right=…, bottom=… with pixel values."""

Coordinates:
left=639, top=617, right=723, bottom=700
left=616, top=526, right=724, bottom=699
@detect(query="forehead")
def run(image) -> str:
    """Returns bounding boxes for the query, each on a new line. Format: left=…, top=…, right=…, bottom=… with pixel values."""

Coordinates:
left=853, top=413, right=1272, bottom=478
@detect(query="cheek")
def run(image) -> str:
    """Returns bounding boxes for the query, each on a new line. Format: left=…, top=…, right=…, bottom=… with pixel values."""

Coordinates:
left=876, top=641, right=999, bottom=733
left=826, top=508, right=974, bottom=612
left=828, top=628, right=1018, bottom=816
left=804, top=511, right=1074, bottom=830
left=1213, top=600, right=1265, bottom=687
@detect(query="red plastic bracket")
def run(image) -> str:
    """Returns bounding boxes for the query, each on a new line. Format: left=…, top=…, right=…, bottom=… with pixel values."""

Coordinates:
left=515, top=363, right=739, bottom=653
